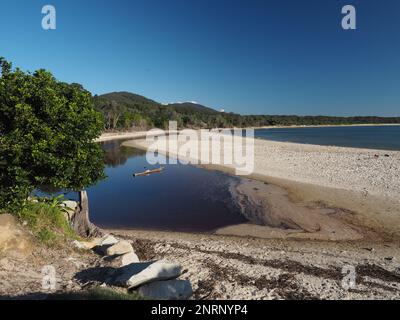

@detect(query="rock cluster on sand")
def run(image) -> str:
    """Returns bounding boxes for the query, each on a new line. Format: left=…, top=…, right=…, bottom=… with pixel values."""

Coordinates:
left=73, top=234, right=192, bottom=300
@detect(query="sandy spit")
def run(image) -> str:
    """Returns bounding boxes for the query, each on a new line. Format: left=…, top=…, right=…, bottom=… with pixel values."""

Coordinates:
left=96, top=130, right=180, bottom=142
left=122, top=134, right=400, bottom=239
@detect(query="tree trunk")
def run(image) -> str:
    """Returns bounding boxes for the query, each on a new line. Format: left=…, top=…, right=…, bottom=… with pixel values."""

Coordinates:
left=71, top=190, right=104, bottom=238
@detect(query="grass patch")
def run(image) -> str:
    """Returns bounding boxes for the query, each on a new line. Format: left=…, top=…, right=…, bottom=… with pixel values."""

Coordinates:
left=38, top=228, right=57, bottom=244
left=16, top=198, right=77, bottom=246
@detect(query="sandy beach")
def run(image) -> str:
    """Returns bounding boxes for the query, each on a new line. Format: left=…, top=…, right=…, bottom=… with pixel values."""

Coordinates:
left=108, top=228, right=400, bottom=300
left=121, top=133, right=400, bottom=240
left=103, top=133, right=400, bottom=299
left=96, top=131, right=151, bottom=142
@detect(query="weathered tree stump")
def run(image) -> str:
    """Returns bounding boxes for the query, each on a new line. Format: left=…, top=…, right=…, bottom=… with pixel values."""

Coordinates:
left=72, top=190, right=104, bottom=238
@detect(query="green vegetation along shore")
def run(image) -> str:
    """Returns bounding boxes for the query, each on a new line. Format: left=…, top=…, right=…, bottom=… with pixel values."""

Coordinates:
left=94, top=91, right=400, bottom=131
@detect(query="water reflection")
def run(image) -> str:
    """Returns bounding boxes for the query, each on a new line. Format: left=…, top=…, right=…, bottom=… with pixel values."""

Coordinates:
left=88, top=140, right=247, bottom=232
left=34, top=140, right=247, bottom=232
left=102, top=140, right=146, bottom=167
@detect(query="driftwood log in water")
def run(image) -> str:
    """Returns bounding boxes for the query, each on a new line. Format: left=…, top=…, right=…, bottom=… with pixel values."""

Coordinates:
left=71, top=191, right=104, bottom=238
left=133, top=166, right=164, bottom=177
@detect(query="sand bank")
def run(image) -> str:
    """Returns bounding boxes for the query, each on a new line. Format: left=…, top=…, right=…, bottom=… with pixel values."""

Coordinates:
left=222, top=179, right=364, bottom=241
left=97, top=130, right=180, bottom=142
left=123, top=135, right=400, bottom=240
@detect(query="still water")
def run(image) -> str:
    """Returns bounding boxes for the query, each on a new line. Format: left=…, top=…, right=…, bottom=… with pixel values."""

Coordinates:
left=85, top=140, right=246, bottom=232
left=255, top=125, right=400, bottom=150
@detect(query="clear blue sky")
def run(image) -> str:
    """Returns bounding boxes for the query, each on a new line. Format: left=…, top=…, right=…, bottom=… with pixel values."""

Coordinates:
left=1, top=0, right=399, bottom=116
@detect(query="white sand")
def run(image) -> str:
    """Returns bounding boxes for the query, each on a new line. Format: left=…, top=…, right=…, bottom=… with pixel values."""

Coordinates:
left=110, top=228, right=400, bottom=300
left=96, top=130, right=180, bottom=142
left=251, top=139, right=400, bottom=200
left=123, top=135, right=400, bottom=200
left=96, top=131, right=151, bottom=142
left=125, top=136, right=399, bottom=199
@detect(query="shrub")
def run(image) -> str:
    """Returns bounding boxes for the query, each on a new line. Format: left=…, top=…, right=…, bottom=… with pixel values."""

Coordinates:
left=0, top=58, right=105, bottom=211
left=17, top=199, right=77, bottom=246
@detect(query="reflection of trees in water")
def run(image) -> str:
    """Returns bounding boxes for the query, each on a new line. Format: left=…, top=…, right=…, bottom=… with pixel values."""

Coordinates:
left=33, top=185, right=78, bottom=200
left=102, top=141, right=146, bottom=167
left=35, top=184, right=66, bottom=195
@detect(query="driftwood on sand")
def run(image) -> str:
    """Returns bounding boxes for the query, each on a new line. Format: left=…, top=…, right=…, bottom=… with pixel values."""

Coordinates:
left=71, top=191, right=104, bottom=238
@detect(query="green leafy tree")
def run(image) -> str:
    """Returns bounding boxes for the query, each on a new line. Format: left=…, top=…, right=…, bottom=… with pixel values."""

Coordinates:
left=0, top=58, right=105, bottom=211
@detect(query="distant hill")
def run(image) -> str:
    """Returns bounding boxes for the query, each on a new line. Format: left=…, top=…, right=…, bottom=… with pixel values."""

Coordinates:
left=93, top=91, right=223, bottom=130
left=94, top=92, right=219, bottom=115
left=94, top=92, right=161, bottom=111
left=166, top=102, right=219, bottom=115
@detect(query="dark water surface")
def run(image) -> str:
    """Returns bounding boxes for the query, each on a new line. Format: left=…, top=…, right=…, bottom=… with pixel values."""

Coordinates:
left=255, top=125, right=400, bottom=150
left=85, top=141, right=246, bottom=231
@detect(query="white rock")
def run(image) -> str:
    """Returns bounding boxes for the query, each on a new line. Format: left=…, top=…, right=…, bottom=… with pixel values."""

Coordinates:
left=106, top=240, right=134, bottom=256
left=121, top=252, right=140, bottom=266
left=137, top=279, right=192, bottom=300
left=115, top=260, right=182, bottom=288
left=108, top=251, right=140, bottom=267
left=100, top=235, right=118, bottom=246
left=95, top=235, right=120, bottom=255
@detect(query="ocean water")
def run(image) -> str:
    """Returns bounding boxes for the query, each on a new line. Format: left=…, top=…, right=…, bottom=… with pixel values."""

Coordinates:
left=254, top=125, right=400, bottom=150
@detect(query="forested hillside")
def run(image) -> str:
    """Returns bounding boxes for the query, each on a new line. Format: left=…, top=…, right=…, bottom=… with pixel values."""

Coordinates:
left=94, top=92, right=400, bottom=130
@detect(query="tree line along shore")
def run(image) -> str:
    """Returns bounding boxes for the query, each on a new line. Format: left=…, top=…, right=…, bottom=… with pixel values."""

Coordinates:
left=94, top=91, right=400, bottom=131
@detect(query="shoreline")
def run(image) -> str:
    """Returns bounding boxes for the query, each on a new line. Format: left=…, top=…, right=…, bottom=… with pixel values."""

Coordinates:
left=96, top=131, right=151, bottom=142
left=121, top=134, right=400, bottom=242
left=98, top=124, right=400, bottom=153
left=94, top=131, right=400, bottom=299
left=122, top=135, right=400, bottom=198
left=250, top=123, right=400, bottom=130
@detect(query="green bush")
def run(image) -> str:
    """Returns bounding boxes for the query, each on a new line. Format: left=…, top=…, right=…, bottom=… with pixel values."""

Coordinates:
left=0, top=57, right=105, bottom=212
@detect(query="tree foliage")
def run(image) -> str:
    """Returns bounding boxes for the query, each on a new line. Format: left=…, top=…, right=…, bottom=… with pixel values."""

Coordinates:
left=0, top=58, right=105, bottom=211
